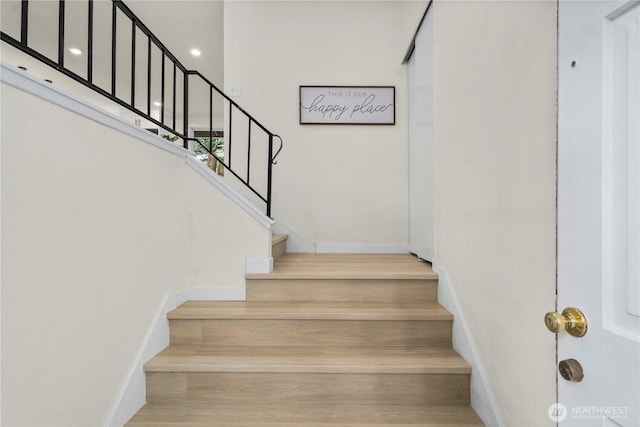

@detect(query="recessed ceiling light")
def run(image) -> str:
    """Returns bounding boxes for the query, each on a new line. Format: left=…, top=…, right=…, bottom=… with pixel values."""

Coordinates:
left=153, top=101, right=162, bottom=107
left=69, top=47, right=82, bottom=55
left=190, top=48, right=201, bottom=57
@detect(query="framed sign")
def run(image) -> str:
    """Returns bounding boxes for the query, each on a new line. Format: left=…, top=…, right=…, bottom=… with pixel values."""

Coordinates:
left=299, top=86, right=395, bottom=125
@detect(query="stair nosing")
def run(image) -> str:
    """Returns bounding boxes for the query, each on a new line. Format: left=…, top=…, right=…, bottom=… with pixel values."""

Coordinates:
left=127, top=402, right=485, bottom=426
left=167, top=302, right=452, bottom=321
left=144, top=347, right=471, bottom=374
left=144, top=364, right=471, bottom=374
left=168, top=312, right=453, bottom=321
left=245, top=272, right=438, bottom=280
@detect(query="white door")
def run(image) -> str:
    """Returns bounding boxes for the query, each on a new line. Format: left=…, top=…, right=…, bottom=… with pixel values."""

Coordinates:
left=408, top=8, right=435, bottom=262
left=558, top=1, right=639, bottom=426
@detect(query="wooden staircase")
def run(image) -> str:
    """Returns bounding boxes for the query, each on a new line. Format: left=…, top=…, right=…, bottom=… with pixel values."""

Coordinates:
left=127, top=235, right=484, bottom=426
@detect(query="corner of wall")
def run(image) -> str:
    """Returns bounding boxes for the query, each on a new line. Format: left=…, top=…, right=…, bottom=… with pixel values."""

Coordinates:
left=107, top=290, right=182, bottom=426
left=433, top=263, right=505, bottom=427
left=108, top=287, right=246, bottom=426
left=272, top=220, right=316, bottom=253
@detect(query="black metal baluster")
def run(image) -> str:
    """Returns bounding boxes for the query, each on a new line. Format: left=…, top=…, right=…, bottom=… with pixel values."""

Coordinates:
left=247, top=119, right=252, bottom=185
left=209, top=86, right=213, bottom=153
left=131, top=21, right=135, bottom=107
left=267, top=134, right=273, bottom=217
left=172, top=62, right=176, bottom=130
left=87, top=0, right=93, bottom=82
left=146, top=37, right=151, bottom=116
left=111, top=1, right=117, bottom=96
left=160, top=51, right=165, bottom=124
left=58, top=0, right=65, bottom=67
left=228, top=104, right=232, bottom=167
left=183, top=71, right=188, bottom=149
left=21, top=0, right=28, bottom=45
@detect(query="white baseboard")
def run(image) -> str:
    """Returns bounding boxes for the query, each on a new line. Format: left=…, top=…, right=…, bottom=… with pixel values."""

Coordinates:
left=316, top=243, right=410, bottom=254
left=108, top=287, right=245, bottom=426
left=432, top=264, right=505, bottom=427
left=271, top=218, right=409, bottom=255
left=246, top=258, right=274, bottom=274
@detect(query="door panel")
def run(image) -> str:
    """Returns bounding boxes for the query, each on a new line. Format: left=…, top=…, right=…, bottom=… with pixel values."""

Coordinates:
left=558, top=1, right=640, bottom=425
left=602, top=1, right=640, bottom=340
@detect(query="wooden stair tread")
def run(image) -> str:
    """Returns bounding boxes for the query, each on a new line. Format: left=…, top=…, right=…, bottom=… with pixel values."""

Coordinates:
left=130, top=250, right=483, bottom=425
left=272, top=234, right=288, bottom=245
left=126, top=402, right=484, bottom=426
left=144, top=346, right=471, bottom=374
left=247, top=253, right=437, bottom=280
left=168, top=301, right=452, bottom=321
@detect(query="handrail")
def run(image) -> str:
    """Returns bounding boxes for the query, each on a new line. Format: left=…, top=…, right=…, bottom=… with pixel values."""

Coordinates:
left=186, top=137, right=267, bottom=205
left=185, top=70, right=273, bottom=136
left=0, top=0, right=281, bottom=217
left=272, top=135, right=284, bottom=165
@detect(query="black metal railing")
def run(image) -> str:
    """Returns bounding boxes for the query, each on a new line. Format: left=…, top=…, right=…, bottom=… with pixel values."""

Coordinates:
left=1, top=0, right=282, bottom=217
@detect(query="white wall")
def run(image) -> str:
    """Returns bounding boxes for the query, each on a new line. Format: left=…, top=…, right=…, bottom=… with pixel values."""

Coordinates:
left=0, top=64, right=270, bottom=426
left=432, top=1, right=557, bottom=426
left=224, top=1, right=424, bottom=250
left=408, top=3, right=435, bottom=261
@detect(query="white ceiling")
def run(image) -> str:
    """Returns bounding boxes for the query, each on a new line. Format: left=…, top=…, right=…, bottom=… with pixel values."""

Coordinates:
left=125, top=0, right=223, bottom=85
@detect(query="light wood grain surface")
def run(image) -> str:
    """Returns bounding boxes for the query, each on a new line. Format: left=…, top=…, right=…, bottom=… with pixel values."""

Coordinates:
left=127, top=402, right=484, bottom=426
left=271, top=234, right=287, bottom=259
left=169, top=301, right=452, bottom=320
left=145, top=346, right=471, bottom=374
left=126, top=249, right=483, bottom=426
left=247, top=253, right=438, bottom=280
left=246, top=278, right=437, bottom=303
left=146, top=372, right=471, bottom=405
left=170, top=319, right=452, bottom=347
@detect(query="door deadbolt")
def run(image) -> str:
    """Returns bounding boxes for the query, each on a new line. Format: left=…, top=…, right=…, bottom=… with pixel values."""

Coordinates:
left=559, top=358, right=584, bottom=382
left=544, top=307, right=587, bottom=337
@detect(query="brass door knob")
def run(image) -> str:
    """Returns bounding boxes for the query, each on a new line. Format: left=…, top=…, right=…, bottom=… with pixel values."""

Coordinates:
left=559, top=358, right=584, bottom=382
left=544, top=307, right=587, bottom=337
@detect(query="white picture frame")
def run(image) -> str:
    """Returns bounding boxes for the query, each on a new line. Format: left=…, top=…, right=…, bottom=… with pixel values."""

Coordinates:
left=299, top=86, right=395, bottom=125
